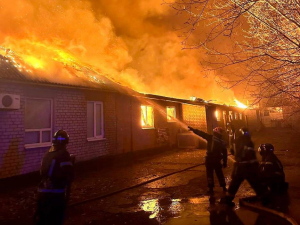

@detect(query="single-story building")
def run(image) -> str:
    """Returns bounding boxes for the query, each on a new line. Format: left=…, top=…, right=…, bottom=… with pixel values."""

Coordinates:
left=0, top=56, right=259, bottom=179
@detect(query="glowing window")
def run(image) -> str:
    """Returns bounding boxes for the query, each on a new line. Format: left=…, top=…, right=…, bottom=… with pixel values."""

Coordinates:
left=215, top=111, right=221, bottom=121
left=167, top=106, right=176, bottom=122
left=234, top=112, right=238, bottom=120
left=239, top=113, right=243, bottom=120
left=141, top=105, right=154, bottom=128
left=223, top=111, right=226, bottom=119
left=25, top=98, right=52, bottom=148
left=229, top=111, right=233, bottom=121
left=87, top=101, right=104, bottom=139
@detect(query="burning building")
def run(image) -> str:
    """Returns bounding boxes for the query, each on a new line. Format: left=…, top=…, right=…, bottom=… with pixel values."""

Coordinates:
left=0, top=57, right=259, bottom=179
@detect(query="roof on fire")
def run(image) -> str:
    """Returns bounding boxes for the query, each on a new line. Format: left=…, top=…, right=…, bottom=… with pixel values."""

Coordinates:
left=0, top=55, right=138, bottom=95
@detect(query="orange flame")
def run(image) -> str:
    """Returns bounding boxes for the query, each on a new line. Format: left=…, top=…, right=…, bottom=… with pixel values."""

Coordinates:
left=0, top=0, right=242, bottom=104
left=234, top=99, right=247, bottom=109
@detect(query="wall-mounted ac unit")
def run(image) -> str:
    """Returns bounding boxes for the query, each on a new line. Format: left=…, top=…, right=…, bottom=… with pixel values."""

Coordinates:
left=0, top=94, right=20, bottom=109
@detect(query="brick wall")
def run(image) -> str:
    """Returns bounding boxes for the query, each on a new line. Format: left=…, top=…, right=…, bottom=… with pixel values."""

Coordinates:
left=0, top=81, right=117, bottom=179
left=0, top=81, right=212, bottom=179
left=182, top=104, right=207, bottom=132
left=0, top=82, right=25, bottom=178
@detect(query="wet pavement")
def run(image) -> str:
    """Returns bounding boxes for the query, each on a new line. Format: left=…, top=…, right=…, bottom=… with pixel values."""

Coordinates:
left=0, top=129, right=297, bottom=225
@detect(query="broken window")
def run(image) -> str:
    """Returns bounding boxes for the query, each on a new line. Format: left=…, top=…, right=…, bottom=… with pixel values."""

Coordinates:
left=141, top=105, right=154, bottom=128
left=87, top=101, right=104, bottom=139
left=25, top=98, right=52, bottom=148
left=167, top=106, right=176, bottom=122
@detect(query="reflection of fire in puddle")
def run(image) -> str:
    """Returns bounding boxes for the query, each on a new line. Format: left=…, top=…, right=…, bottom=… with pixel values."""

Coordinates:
left=140, top=199, right=160, bottom=219
left=189, top=197, right=207, bottom=204
left=169, top=199, right=182, bottom=217
left=140, top=198, right=182, bottom=220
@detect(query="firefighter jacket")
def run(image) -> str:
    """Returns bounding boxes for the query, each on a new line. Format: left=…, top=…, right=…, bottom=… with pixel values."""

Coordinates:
left=191, top=128, right=227, bottom=165
left=259, top=153, right=285, bottom=183
left=38, top=146, right=74, bottom=194
left=233, top=134, right=257, bottom=164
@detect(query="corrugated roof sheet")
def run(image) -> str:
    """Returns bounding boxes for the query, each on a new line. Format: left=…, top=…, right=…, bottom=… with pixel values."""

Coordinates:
left=0, top=55, right=136, bottom=94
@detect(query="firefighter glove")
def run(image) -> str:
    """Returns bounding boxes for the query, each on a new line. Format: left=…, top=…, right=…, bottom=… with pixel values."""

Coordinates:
left=188, top=126, right=194, bottom=131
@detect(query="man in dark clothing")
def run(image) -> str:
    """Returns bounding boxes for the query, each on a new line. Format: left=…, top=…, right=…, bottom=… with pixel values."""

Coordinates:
left=221, top=127, right=267, bottom=206
left=258, top=143, right=288, bottom=193
left=188, top=126, right=227, bottom=194
left=34, top=130, right=74, bottom=225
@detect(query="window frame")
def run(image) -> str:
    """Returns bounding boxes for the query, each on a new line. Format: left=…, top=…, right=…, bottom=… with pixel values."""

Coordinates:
left=234, top=112, right=238, bottom=120
left=229, top=111, right=233, bottom=122
left=24, top=98, right=53, bottom=149
left=87, top=101, right=105, bottom=141
left=223, top=111, right=226, bottom=118
left=166, top=106, right=176, bottom=122
left=141, top=105, right=155, bottom=129
left=239, top=113, right=243, bottom=120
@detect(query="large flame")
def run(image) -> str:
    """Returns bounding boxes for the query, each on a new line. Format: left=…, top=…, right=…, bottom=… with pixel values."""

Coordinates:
left=0, top=0, right=244, bottom=103
left=234, top=99, right=247, bottom=109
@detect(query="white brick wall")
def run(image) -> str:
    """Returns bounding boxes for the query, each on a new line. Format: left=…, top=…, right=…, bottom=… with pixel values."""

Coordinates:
left=0, top=82, right=117, bottom=179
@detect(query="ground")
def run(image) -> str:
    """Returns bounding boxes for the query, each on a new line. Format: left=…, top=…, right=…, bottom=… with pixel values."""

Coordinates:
left=0, top=127, right=298, bottom=225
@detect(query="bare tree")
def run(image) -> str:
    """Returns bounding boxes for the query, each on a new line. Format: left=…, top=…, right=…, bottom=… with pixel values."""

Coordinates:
left=166, top=0, right=300, bottom=110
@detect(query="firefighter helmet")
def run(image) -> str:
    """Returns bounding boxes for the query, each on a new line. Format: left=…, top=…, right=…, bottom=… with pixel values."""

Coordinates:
left=258, top=143, right=274, bottom=156
left=52, top=130, right=69, bottom=146
left=239, top=127, right=249, bottom=135
left=213, top=127, right=224, bottom=135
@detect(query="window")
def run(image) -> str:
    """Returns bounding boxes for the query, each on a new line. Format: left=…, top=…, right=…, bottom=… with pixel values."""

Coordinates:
left=25, top=98, right=52, bottom=148
left=167, top=106, right=176, bottom=122
left=215, top=110, right=221, bottom=121
left=239, top=113, right=243, bottom=120
left=141, top=105, right=154, bottom=128
left=234, top=112, right=238, bottom=120
left=223, top=111, right=226, bottom=119
left=229, top=111, right=233, bottom=122
left=87, top=102, right=104, bottom=140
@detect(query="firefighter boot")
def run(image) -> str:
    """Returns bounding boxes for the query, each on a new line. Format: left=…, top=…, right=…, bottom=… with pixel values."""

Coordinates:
left=207, top=187, right=214, bottom=195
left=220, top=196, right=235, bottom=207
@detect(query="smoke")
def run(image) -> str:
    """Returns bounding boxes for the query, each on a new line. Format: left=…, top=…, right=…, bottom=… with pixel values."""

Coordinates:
left=0, top=0, right=236, bottom=103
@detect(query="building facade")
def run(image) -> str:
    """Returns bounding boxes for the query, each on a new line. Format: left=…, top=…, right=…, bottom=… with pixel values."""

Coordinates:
left=0, top=71, right=257, bottom=179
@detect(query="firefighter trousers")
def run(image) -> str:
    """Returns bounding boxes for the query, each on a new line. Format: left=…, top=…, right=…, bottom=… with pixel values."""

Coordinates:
left=227, top=163, right=266, bottom=199
left=34, top=192, right=66, bottom=225
left=205, top=160, right=226, bottom=188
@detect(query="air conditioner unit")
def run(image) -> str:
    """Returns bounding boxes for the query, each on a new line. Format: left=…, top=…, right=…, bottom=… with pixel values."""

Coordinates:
left=0, top=94, right=20, bottom=109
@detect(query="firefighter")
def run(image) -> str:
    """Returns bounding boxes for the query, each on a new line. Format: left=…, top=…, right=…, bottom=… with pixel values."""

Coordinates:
left=188, top=126, right=227, bottom=194
left=221, top=127, right=267, bottom=206
left=258, top=143, right=288, bottom=193
left=34, top=130, right=74, bottom=225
